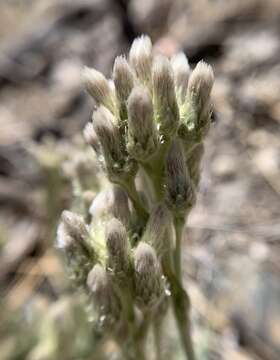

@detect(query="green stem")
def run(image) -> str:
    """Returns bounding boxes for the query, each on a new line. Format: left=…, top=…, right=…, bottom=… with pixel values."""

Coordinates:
left=141, top=140, right=171, bottom=202
left=174, top=218, right=184, bottom=280
left=153, top=320, right=164, bottom=360
left=169, top=277, right=196, bottom=360
left=121, top=179, right=149, bottom=222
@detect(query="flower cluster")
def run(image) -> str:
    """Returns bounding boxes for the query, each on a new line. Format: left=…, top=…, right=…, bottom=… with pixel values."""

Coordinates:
left=57, top=35, right=214, bottom=360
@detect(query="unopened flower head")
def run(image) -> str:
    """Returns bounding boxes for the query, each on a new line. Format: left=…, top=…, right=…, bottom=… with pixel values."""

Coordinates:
left=129, top=35, right=153, bottom=85
left=127, top=85, right=158, bottom=160
left=110, top=186, right=131, bottom=226
left=83, top=122, right=101, bottom=155
left=142, top=203, right=172, bottom=257
left=87, top=263, right=109, bottom=297
left=186, top=143, right=204, bottom=187
left=89, top=186, right=130, bottom=226
left=152, top=55, right=179, bottom=136
left=113, top=56, right=134, bottom=106
left=82, top=67, right=115, bottom=113
left=165, top=139, right=195, bottom=215
left=92, top=106, right=123, bottom=170
left=87, top=264, right=121, bottom=324
left=56, top=222, right=73, bottom=249
left=57, top=213, right=93, bottom=287
left=171, top=52, right=190, bottom=103
left=134, top=242, right=164, bottom=309
left=187, top=61, right=214, bottom=115
left=61, top=210, right=88, bottom=244
left=106, top=218, right=130, bottom=275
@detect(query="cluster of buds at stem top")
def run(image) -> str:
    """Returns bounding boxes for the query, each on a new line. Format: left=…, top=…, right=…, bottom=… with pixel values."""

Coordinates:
left=58, top=34, right=214, bottom=357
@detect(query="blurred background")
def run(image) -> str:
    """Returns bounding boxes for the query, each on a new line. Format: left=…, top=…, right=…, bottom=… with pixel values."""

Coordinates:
left=0, top=0, right=280, bottom=359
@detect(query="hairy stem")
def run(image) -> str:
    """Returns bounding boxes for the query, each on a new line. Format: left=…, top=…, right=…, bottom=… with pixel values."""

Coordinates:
left=174, top=218, right=184, bottom=280
left=170, top=278, right=196, bottom=360
left=153, top=319, right=164, bottom=360
left=121, top=178, right=149, bottom=222
left=142, top=141, right=171, bottom=202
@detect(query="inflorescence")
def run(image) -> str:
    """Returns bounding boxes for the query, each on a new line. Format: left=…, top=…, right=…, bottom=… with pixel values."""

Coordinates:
left=57, top=35, right=214, bottom=360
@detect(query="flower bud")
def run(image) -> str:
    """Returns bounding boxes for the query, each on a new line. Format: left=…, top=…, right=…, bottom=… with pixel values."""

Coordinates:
left=56, top=221, right=73, bottom=250
left=87, top=264, right=121, bottom=324
left=61, top=210, right=88, bottom=245
left=83, top=122, right=101, bottom=155
left=187, top=61, right=214, bottom=116
left=134, top=242, right=165, bottom=309
left=129, top=35, right=153, bottom=85
left=92, top=106, right=124, bottom=174
left=165, top=139, right=195, bottom=216
left=113, top=56, right=134, bottom=105
left=87, top=263, right=109, bottom=297
left=89, top=186, right=130, bottom=226
left=171, top=52, right=190, bottom=103
left=82, top=66, right=115, bottom=113
left=106, top=218, right=130, bottom=275
left=127, top=85, right=158, bottom=161
left=186, top=143, right=204, bottom=188
left=142, top=203, right=172, bottom=258
left=152, top=55, right=179, bottom=136
left=111, top=186, right=131, bottom=225
left=57, top=215, right=93, bottom=288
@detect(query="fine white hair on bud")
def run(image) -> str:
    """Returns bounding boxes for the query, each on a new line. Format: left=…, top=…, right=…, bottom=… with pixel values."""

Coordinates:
left=82, top=66, right=115, bottom=113
left=110, top=186, right=131, bottom=225
left=134, top=242, right=164, bottom=309
left=142, top=203, right=172, bottom=257
left=56, top=222, right=73, bottom=249
left=134, top=242, right=157, bottom=274
left=58, top=212, right=93, bottom=287
left=127, top=85, right=158, bottom=160
left=106, top=218, right=129, bottom=274
left=89, top=186, right=130, bottom=226
left=152, top=55, right=179, bottom=136
left=83, top=122, right=101, bottom=155
left=187, top=61, right=214, bottom=114
left=165, top=139, right=195, bottom=215
left=171, top=52, right=190, bottom=103
left=129, top=35, right=153, bottom=85
left=87, top=263, right=109, bottom=295
left=186, top=143, right=204, bottom=187
left=87, top=264, right=121, bottom=323
left=61, top=210, right=88, bottom=244
left=92, top=105, right=123, bottom=169
left=113, top=56, right=134, bottom=104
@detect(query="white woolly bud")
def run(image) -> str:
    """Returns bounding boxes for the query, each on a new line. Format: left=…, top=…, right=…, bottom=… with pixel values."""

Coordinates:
left=113, top=56, right=134, bottom=104
left=165, top=140, right=195, bottom=215
left=110, top=186, right=130, bottom=225
left=83, top=122, right=101, bottom=154
left=89, top=186, right=130, bottom=226
left=87, top=264, right=121, bottom=323
left=56, top=222, right=73, bottom=249
left=187, top=61, right=214, bottom=114
left=127, top=85, right=158, bottom=160
left=152, top=55, right=179, bottom=136
left=129, top=35, right=153, bottom=85
left=142, top=203, right=172, bottom=257
left=171, top=52, right=190, bottom=103
left=82, top=66, right=115, bottom=113
left=92, top=106, right=123, bottom=170
left=186, top=143, right=204, bottom=187
left=61, top=210, right=88, bottom=244
left=58, top=212, right=93, bottom=287
left=106, top=218, right=129, bottom=274
left=134, top=242, right=164, bottom=309
left=87, top=264, right=109, bottom=296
